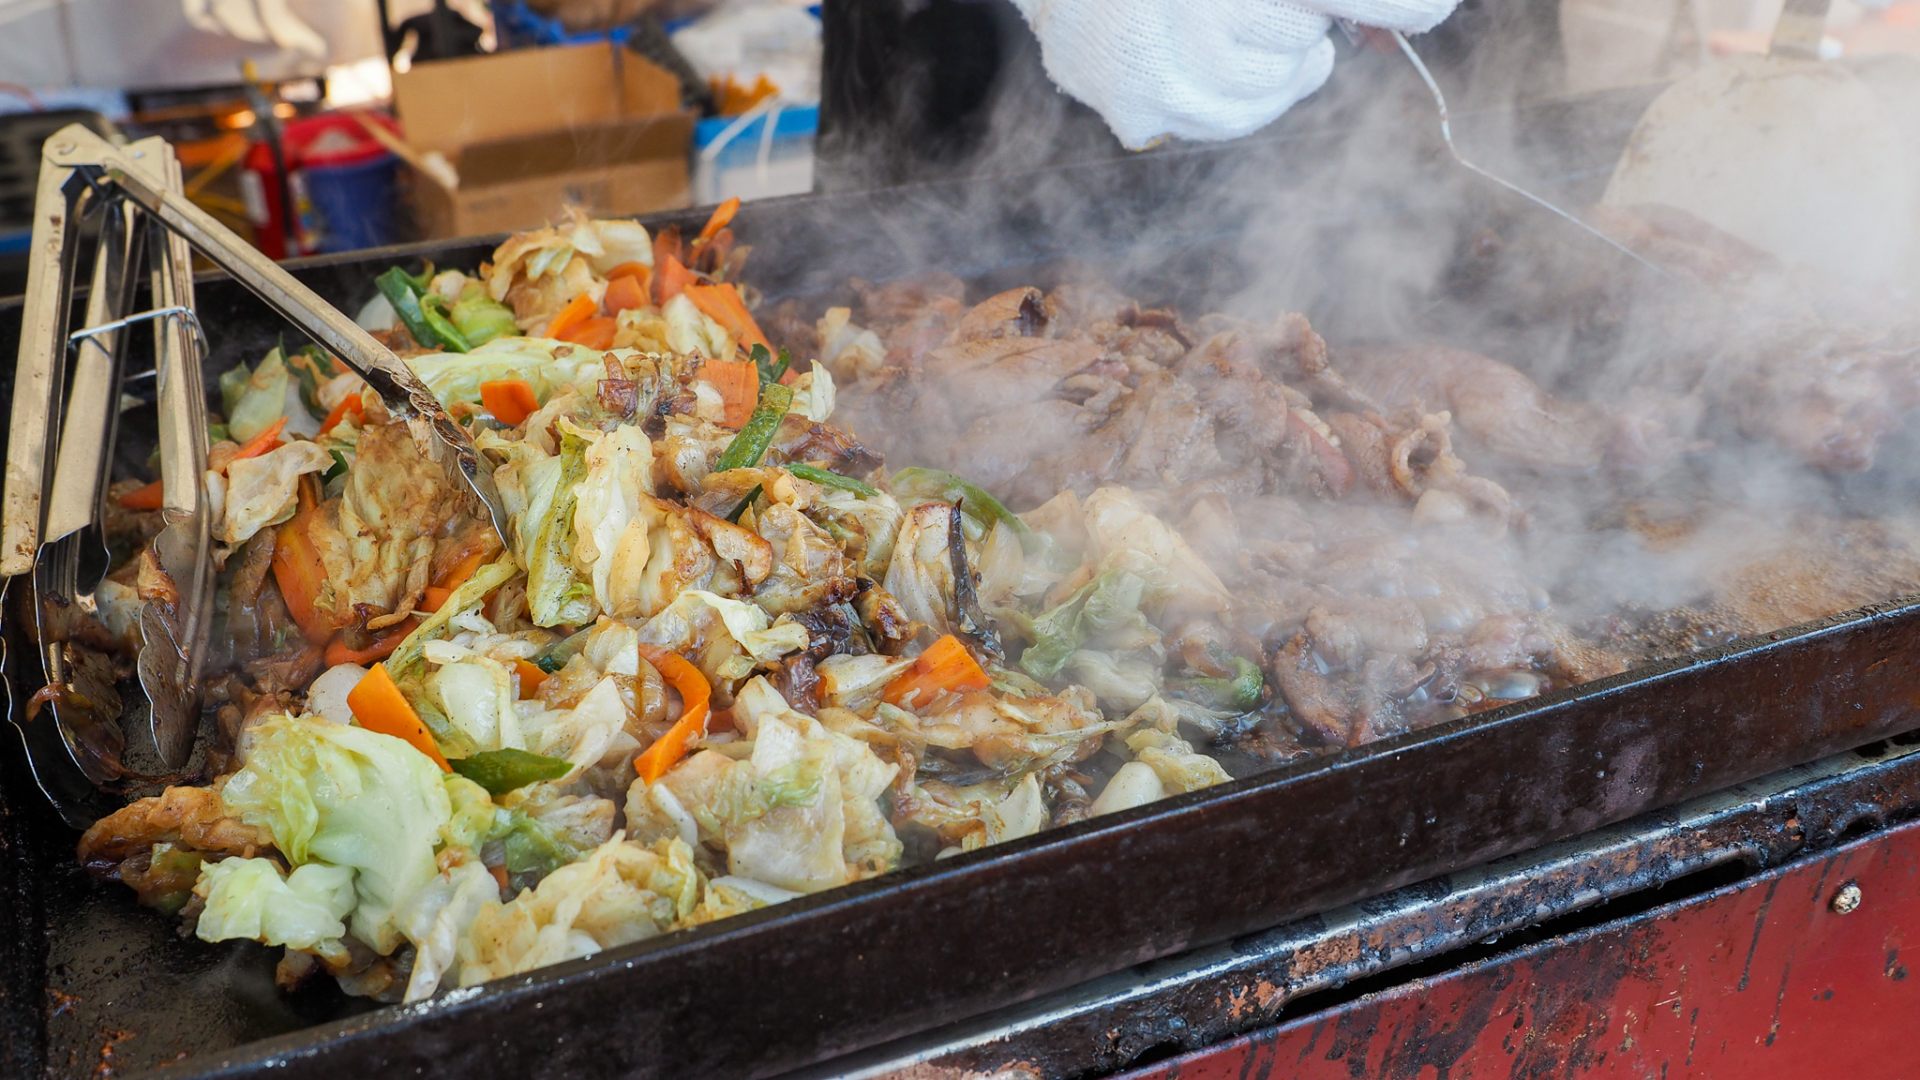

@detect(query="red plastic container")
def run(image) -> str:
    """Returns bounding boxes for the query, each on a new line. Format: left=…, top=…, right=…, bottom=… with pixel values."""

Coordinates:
left=241, top=112, right=401, bottom=258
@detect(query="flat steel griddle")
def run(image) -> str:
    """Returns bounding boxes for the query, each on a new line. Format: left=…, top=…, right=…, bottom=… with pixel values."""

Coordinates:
left=4, top=91, right=1917, bottom=1079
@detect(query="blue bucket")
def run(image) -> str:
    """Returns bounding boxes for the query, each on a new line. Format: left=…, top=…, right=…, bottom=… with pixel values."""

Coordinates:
left=302, top=153, right=399, bottom=253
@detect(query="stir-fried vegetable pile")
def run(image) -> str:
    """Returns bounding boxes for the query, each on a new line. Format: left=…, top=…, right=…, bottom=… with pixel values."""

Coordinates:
left=81, top=206, right=1257, bottom=1003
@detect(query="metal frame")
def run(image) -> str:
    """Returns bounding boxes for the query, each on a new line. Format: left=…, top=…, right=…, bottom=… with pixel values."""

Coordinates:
left=814, top=738, right=1920, bottom=1077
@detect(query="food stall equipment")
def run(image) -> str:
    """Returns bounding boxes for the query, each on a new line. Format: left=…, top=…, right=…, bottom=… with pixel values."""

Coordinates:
left=3, top=89, right=1919, bottom=1078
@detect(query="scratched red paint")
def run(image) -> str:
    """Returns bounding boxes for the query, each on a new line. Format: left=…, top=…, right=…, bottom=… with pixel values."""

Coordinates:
left=1119, top=818, right=1920, bottom=1079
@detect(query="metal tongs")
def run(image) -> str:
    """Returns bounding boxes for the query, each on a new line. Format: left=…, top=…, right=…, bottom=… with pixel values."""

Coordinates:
left=1353, top=25, right=1668, bottom=279
left=2, top=125, right=509, bottom=825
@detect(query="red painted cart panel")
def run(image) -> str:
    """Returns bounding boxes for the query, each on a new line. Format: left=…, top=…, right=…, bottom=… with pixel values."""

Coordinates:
left=1123, top=817, right=1920, bottom=1079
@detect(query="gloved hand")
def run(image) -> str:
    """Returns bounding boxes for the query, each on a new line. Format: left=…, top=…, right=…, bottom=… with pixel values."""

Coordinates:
left=1005, top=0, right=1461, bottom=149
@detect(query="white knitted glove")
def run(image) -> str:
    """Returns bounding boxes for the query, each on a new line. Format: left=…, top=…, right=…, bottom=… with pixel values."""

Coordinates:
left=1006, top=0, right=1461, bottom=149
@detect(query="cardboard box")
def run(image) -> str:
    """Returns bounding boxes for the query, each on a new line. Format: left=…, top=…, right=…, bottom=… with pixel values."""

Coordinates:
left=393, top=42, right=694, bottom=238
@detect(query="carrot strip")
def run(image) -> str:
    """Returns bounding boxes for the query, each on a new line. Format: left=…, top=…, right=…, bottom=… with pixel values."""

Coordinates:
left=883, top=634, right=992, bottom=708
left=654, top=253, right=695, bottom=304
left=634, top=644, right=712, bottom=783
left=703, top=357, right=760, bottom=430
left=480, top=379, right=540, bottom=425
left=317, top=393, right=363, bottom=435
left=419, top=587, right=452, bottom=613
left=231, top=416, right=287, bottom=463
left=118, top=479, right=165, bottom=511
left=559, top=316, right=618, bottom=350
left=513, top=658, right=548, bottom=699
left=271, top=481, right=335, bottom=645
left=683, top=281, right=769, bottom=351
left=347, top=662, right=450, bottom=771
left=694, top=196, right=740, bottom=248
left=545, top=292, right=597, bottom=341
left=604, top=260, right=649, bottom=282
left=603, top=273, right=647, bottom=315
left=324, top=619, right=416, bottom=666
left=652, top=226, right=682, bottom=280
left=438, top=549, right=487, bottom=593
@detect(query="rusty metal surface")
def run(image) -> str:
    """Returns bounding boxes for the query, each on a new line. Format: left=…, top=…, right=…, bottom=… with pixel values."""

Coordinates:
left=810, top=737, right=1920, bottom=1080
left=1114, top=779, right=1920, bottom=1079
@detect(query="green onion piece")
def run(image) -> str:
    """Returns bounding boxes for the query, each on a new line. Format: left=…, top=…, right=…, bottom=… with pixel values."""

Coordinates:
left=751, top=342, right=790, bottom=387
left=451, top=748, right=573, bottom=796
left=786, top=462, right=877, bottom=496
left=891, top=467, right=1031, bottom=539
left=713, top=382, right=794, bottom=472
left=726, top=484, right=764, bottom=523
left=323, top=449, right=349, bottom=482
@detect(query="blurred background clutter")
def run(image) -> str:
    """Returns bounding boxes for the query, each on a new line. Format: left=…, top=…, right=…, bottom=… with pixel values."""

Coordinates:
left=1, top=0, right=1917, bottom=292
left=0, top=0, right=822, bottom=291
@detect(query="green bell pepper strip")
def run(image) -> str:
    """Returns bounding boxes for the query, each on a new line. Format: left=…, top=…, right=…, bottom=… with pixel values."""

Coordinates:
left=891, top=467, right=1031, bottom=540
left=786, top=462, right=877, bottom=497
left=376, top=267, right=468, bottom=352
left=419, top=294, right=474, bottom=353
left=451, top=748, right=573, bottom=796
left=713, top=382, right=794, bottom=472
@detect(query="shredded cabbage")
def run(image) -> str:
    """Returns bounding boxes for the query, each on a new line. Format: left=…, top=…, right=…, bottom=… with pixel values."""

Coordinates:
left=218, top=713, right=454, bottom=954
left=193, top=858, right=356, bottom=953
left=216, top=440, right=333, bottom=544
left=405, top=338, right=616, bottom=407
left=457, top=834, right=700, bottom=986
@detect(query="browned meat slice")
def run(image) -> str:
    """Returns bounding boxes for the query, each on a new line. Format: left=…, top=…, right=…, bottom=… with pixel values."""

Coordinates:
left=78, top=784, right=271, bottom=877
left=938, top=399, right=1131, bottom=507
left=947, top=286, right=1051, bottom=342
left=1267, top=633, right=1411, bottom=747
left=1724, top=330, right=1920, bottom=474
left=1337, top=344, right=1617, bottom=473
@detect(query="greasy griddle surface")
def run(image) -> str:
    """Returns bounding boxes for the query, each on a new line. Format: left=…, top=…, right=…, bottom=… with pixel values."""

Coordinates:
left=5, top=96, right=1916, bottom=1078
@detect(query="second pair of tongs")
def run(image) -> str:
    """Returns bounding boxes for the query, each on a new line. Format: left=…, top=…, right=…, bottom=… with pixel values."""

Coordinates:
left=2, top=125, right=512, bottom=825
left=1349, top=25, right=1668, bottom=279
left=1, top=136, right=202, bottom=825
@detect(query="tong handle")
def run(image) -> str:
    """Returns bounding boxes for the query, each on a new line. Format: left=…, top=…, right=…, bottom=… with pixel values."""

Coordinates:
left=1, top=154, right=89, bottom=577
left=46, top=198, right=143, bottom=547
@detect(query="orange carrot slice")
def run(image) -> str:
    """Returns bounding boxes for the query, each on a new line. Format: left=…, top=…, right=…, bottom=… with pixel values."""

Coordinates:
left=479, top=379, right=540, bottom=425
left=682, top=281, right=769, bottom=351
left=559, top=316, right=618, bottom=350
left=513, top=658, right=548, bottom=699
left=634, top=644, right=712, bottom=783
left=883, top=634, right=992, bottom=708
left=603, top=273, right=647, bottom=315
left=694, top=196, right=741, bottom=248
left=545, top=292, right=597, bottom=341
left=118, top=479, right=165, bottom=511
left=347, top=662, right=450, bottom=771
left=317, top=394, right=363, bottom=435
left=654, top=253, right=695, bottom=304
left=324, top=619, right=417, bottom=666
left=231, top=416, right=288, bottom=463
left=272, top=481, right=336, bottom=645
left=702, top=357, right=760, bottom=430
